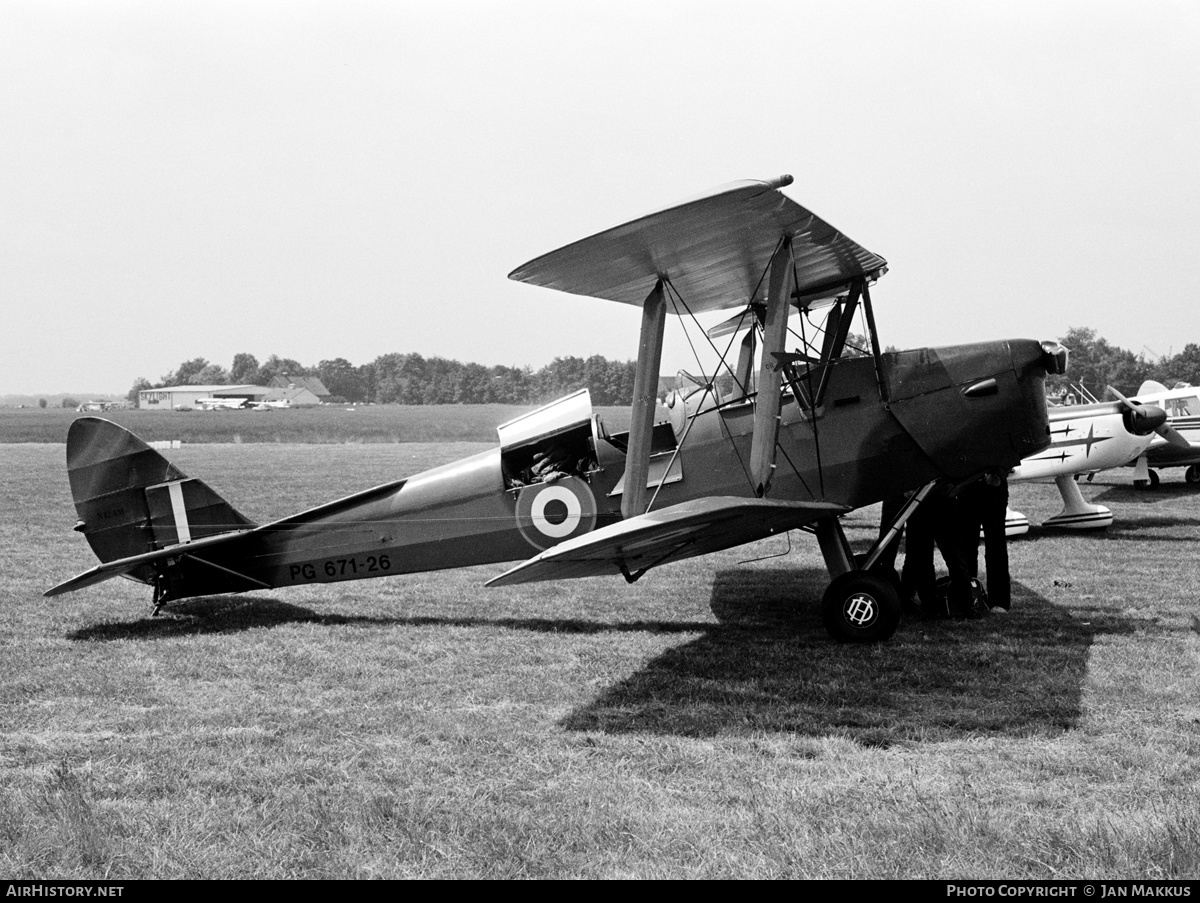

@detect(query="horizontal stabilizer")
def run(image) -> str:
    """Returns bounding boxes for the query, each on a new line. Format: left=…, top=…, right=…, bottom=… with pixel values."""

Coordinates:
left=486, top=496, right=847, bottom=588
left=44, top=529, right=261, bottom=597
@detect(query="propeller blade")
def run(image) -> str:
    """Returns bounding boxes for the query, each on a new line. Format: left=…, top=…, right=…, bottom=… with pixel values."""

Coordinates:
left=1108, top=385, right=1194, bottom=449
left=1157, top=422, right=1194, bottom=451
left=1108, top=386, right=1167, bottom=436
left=1107, top=384, right=1134, bottom=407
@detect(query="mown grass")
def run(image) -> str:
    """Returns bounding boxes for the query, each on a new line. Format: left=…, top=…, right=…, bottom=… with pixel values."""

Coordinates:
left=0, top=405, right=634, bottom=445
left=2, top=440, right=1198, bottom=878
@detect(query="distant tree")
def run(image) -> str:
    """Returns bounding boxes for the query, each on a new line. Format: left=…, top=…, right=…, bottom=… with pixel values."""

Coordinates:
left=257, top=355, right=307, bottom=385
left=37, top=398, right=47, bottom=409
left=61, top=397, right=79, bottom=409
left=537, top=356, right=587, bottom=402
left=1148, top=343, right=1200, bottom=389
left=160, top=357, right=210, bottom=387
left=190, top=363, right=229, bottom=385
left=230, top=352, right=261, bottom=385
left=490, top=364, right=533, bottom=404
left=317, top=357, right=367, bottom=403
left=1049, top=327, right=1150, bottom=398
left=127, top=377, right=152, bottom=404
left=455, top=362, right=492, bottom=403
left=355, top=363, right=376, bottom=404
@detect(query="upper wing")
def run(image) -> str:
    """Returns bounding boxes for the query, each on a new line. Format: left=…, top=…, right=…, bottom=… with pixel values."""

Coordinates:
left=486, top=496, right=848, bottom=587
left=508, top=176, right=886, bottom=314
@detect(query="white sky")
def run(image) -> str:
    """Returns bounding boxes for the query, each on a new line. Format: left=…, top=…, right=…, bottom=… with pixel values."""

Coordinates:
left=2, top=0, right=1198, bottom=395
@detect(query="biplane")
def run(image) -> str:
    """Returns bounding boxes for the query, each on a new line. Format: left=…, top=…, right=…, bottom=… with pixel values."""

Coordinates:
left=1007, top=386, right=1184, bottom=530
left=47, top=175, right=1067, bottom=642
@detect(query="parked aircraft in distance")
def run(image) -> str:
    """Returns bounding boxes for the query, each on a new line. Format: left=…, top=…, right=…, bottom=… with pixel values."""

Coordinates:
left=195, top=397, right=249, bottom=411
left=48, top=175, right=1066, bottom=643
left=1006, top=387, right=1181, bottom=530
left=1120, top=381, right=1200, bottom=488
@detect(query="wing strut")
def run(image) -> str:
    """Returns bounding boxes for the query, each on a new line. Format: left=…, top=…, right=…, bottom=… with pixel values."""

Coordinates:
left=622, top=279, right=667, bottom=519
left=860, top=278, right=888, bottom=400
left=749, top=238, right=793, bottom=496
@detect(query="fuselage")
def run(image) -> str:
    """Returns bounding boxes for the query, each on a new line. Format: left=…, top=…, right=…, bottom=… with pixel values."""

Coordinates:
left=1011, top=399, right=1157, bottom=481
left=151, top=338, right=1053, bottom=601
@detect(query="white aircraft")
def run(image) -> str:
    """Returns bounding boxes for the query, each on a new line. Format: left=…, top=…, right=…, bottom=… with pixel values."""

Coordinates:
left=195, top=397, right=249, bottom=411
left=1006, top=385, right=1187, bottom=531
left=1122, top=381, right=1200, bottom=488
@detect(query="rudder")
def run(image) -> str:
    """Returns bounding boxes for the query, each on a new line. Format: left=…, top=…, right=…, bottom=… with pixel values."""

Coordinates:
left=66, top=418, right=254, bottom=569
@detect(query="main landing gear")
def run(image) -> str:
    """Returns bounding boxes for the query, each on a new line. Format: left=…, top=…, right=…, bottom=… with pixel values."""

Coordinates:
left=820, top=569, right=901, bottom=644
left=810, top=482, right=938, bottom=643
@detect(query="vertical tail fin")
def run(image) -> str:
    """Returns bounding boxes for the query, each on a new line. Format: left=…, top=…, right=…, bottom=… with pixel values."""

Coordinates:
left=66, top=417, right=254, bottom=567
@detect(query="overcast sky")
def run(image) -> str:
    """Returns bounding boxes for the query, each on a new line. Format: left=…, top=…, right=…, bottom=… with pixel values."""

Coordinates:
left=2, top=0, right=1197, bottom=395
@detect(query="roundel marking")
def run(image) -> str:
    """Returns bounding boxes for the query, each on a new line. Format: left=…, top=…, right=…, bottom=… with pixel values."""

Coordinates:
left=515, top=476, right=598, bottom=551
left=530, top=485, right=581, bottom=537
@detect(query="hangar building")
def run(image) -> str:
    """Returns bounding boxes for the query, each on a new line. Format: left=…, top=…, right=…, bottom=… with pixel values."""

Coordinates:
left=138, top=384, right=267, bottom=411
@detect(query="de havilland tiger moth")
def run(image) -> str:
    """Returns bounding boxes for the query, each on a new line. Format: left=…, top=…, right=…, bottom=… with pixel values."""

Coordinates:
left=47, top=175, right=1067, bottom=643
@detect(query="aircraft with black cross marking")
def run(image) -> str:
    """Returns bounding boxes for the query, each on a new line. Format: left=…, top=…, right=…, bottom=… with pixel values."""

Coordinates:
left=1004, top=384, right=1188, bottom=531
left=47, top=175, right=1067, bottom=642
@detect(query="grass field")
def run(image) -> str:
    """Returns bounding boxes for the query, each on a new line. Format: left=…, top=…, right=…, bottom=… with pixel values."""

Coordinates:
left=0, top=405, right=633, bottom=445
left=2, top=438, right=1199, bottom=878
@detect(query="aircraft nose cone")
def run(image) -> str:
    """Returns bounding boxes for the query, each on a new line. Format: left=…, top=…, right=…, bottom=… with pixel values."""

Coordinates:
left=1128, top=404, right=1167, bottom=435
left=1040, top=341, right=1069, bottom=375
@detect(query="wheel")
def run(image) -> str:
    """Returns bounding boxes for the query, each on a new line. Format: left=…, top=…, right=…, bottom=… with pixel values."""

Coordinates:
left=1186, top=465, right=1200, bottom=485
left=1149, top=469, right=1160, bottom=489
left=1134, top=470, right=1160, bottom=490
left=821, top=570, right=901, bottom=643
left=853, top=552, right=901, bottom=594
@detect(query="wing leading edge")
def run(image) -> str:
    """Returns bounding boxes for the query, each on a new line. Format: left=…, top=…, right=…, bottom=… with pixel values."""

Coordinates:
left=486, top=496, right=849, bottom=587
left=508, top=175, right=886, bottom=314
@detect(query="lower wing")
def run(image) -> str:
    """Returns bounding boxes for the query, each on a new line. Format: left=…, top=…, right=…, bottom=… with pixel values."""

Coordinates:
left=486, top=496, right=848, bottom=587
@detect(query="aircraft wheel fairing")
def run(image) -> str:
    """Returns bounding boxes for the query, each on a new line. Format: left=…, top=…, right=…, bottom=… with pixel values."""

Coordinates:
left=821, top=571, right=901, bottom=643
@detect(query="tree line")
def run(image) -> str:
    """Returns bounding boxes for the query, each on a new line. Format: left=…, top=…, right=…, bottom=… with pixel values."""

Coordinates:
left=127, top=328, right=1200, bottom=408
left=127, top=352, right=640, bottom=406
left=1044, top=328, right=1200, bottom=399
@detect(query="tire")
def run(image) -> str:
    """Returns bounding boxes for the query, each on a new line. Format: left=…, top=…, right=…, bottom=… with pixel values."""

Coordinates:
left=821, top=570, right=901, bottom=643
left=1149, top=469, right=1160, bottom=489
left=853, top=552, right=901, bottom=594
left=1186, top=465, right=1200, bottom=485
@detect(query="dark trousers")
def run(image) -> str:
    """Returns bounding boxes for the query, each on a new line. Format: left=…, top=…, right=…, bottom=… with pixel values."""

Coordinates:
left=958, top=479, right=1011, bottom=610
left=901, top=488, right=973, bottom=616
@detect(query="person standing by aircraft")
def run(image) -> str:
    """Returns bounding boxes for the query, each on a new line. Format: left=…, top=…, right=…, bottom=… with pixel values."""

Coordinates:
left=900, top=483, right=976, bottom=619
left=957, top=470, right=1011, bottom=611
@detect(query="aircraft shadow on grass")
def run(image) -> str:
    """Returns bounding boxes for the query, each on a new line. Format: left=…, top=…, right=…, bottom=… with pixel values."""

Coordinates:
left=1090, top=483, right=1200, bottom=507
left=69, top=568, right=1146, bottom=746
left=560, top=567, right=1146, bottom=745
left=67, top=596, right=714, bottom=642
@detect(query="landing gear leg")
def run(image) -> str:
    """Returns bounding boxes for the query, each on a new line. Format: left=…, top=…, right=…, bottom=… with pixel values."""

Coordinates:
left=814, top=517, right=900, bottom=643
left=1132, top=456, right=1159, bottom=489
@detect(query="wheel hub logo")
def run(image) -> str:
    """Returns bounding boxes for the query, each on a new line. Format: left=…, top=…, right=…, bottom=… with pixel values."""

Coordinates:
left=845, top=593, right=877, bottom=626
